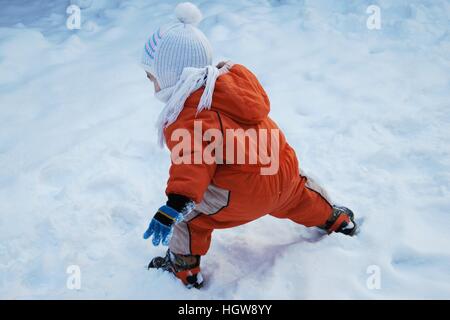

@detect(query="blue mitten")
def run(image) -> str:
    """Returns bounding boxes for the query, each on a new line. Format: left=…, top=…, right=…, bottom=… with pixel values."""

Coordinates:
left=143, top=205, right=182, bottom=246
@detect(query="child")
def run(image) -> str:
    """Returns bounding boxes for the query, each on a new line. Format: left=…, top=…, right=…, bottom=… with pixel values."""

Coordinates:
left=141, top=3, right=357, bottom=289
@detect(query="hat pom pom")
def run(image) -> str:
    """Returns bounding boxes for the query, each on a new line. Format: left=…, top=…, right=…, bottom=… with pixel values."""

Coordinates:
left=175, top=2, right=202, bottom=25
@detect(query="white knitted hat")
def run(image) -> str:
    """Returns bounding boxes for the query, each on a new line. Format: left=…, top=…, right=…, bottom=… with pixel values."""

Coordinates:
left=141, top=2, right=213, bottom=90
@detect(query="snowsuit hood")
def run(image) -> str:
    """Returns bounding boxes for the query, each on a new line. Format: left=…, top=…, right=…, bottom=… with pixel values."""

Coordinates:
left=185, top=64, right=271, bottom=124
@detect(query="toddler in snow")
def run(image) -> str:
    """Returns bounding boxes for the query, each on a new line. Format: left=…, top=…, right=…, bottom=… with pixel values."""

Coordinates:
left=142, top=3, right=357, bottom=289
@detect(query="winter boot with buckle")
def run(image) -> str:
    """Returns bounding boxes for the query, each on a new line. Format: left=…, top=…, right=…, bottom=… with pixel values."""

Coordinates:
left=320, top=205, right=357, bottom=236
left=148, top=250, right=203, bottom=289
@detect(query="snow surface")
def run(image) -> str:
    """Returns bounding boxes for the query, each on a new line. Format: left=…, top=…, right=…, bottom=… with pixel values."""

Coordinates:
left=0, top=0, right=449, bottom=299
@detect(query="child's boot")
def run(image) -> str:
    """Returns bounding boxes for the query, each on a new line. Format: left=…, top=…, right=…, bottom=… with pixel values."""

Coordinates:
left=148, top=250, right=203, bottom=289
left=320, top=205, right=357, bottom=236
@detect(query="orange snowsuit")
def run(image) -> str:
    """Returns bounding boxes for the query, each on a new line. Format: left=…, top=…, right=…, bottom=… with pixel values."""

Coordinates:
left=164, top=64, right=333, bottom=256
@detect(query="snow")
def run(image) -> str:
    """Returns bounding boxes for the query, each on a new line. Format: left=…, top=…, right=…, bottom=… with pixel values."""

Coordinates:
left=0, top=0, right=449, bottom=299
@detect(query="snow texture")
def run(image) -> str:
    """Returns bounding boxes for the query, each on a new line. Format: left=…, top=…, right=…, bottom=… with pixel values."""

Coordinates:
left=0, top=0, right=449, bottom=299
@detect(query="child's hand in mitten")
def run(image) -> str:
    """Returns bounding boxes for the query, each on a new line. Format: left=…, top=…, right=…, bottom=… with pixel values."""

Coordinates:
left=143, top=205, right=183, bottom=246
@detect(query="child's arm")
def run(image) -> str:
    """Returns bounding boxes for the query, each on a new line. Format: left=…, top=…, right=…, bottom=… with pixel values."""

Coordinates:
left=164, top=109, right=220, bottom=204
left=143, top=109, right=221, bottom=246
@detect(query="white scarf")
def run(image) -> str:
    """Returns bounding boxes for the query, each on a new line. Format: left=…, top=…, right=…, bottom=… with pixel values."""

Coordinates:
left=155, top=62, right=233, bottom=147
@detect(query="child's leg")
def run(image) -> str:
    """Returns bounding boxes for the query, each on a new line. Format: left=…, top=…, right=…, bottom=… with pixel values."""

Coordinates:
left=271, top=174, right=357, bottom=235
left=169, top=218, right=214, bottom=256
left=271, top=174, right=333, bottom=227
left=166, top=184, right=269, bottom=287
left=152, top=217, right=213, bottom=288
left=164, top=183, right=231, bottom=288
